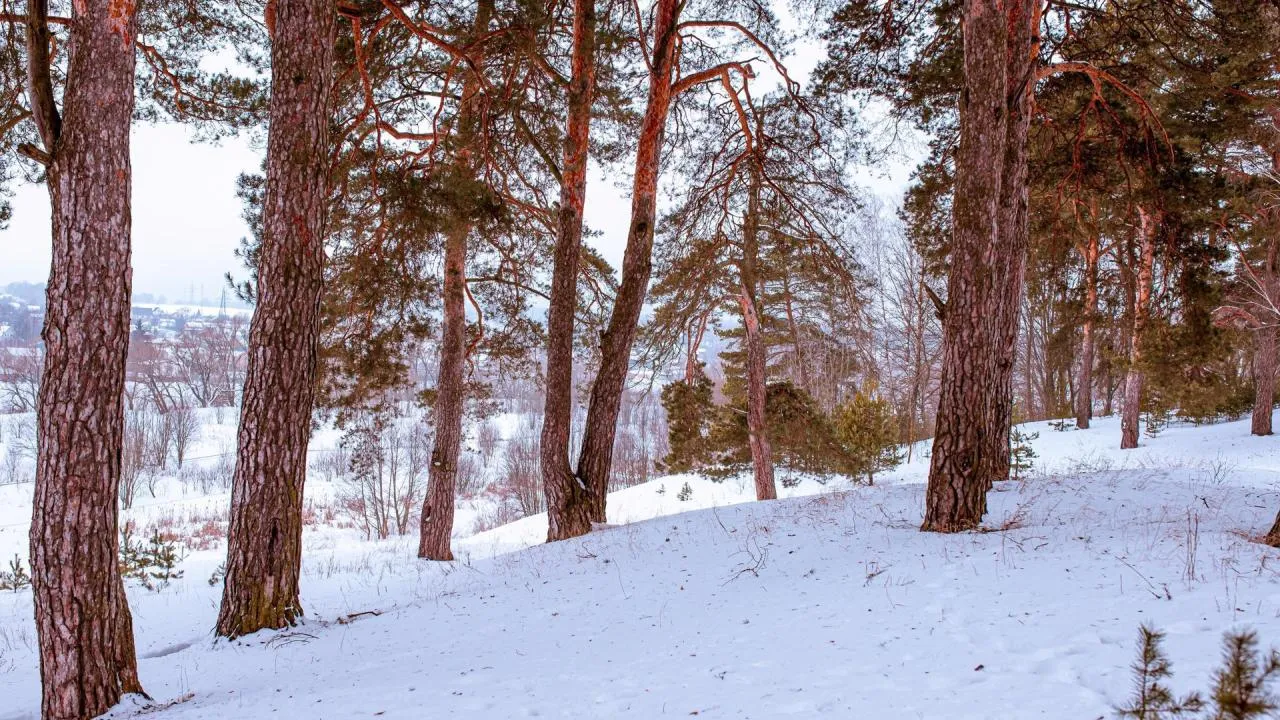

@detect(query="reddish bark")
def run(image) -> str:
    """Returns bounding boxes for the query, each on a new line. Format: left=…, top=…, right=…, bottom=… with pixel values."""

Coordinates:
left=26, top=0, right=146, bottom=715
left=418, top=0, right=495, bottom=559
left=740, top=159, right=776, bottom=501
left=217, top=0, right=336, bottom=638
left=980, top=0, right=1037, bottom=490
left=574, top=0, right=682, bottom=528
left=683, top=312, right=710, bottom=384
left=541, top=0, right=598, bottom=542
left=1120, top=207, right=1157, bottom=451
left=1253, top=326, right=1277, bottom=436
left=1075, top=233, right=1100, bottom=429
left=922, top=0, right=1010, bottom=532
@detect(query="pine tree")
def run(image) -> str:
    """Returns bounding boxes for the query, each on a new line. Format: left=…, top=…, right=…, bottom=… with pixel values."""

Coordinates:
left=1208, top=630, right=1280, bottom=720
left=1115, top=624, right=1203, bottom=719
left=834, top=384, right=903, bottom=484
left=218, top=0, right=336, bottom=639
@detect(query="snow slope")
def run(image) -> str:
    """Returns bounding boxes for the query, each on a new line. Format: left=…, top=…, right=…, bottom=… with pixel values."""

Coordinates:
left=3, top=414, right=1280, bottom=718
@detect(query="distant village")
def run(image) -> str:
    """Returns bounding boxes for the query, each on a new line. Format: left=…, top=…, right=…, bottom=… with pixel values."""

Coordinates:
left=0, top=282, right=251, bottom=413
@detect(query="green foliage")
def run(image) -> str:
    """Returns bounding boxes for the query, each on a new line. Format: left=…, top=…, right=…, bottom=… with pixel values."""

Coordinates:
left=707, top=381, right=855, bottom=480
left=1208, top=630, right=1280, bottom=719
left=1115, top=625, right=1280, bottom=720
left=119, top=522, right=186, bottom=592
left=659, top=373, right=716, bottom=474
left=833, top=385, right=903, bottom=483
left=676, top=482, right=693, bottom=502
left=0, top=554, right=30, bottom=592
left=1009, top=428, right=1039, bottom=480
left=1144, top=408, right=1174, bottom=439
left=1116, top=624, right=1203, bottom=719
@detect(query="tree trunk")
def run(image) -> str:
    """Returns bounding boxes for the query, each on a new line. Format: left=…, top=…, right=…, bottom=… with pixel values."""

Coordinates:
left=922, top=0, right=1009, bottom=532
left=541, top=0, right=597, bottom=542
left=740, top=159, right=776, bottom=501
left=980, top=0, right=1037, bottom=490
left=1120, top=207, right=1156, bottom=450
left=574, top=0, right=681, bottom=527
left=1075, top=233, right=1099, bottom=429
left=27, top=0, right=146, bottom=715
left=419, top=223, right=468, bottom=559
left=217, top=0, right=335, bottom=639
left=419, top=0, right=494, bottom=559
left=1252, top=327, right=1276, bottom=436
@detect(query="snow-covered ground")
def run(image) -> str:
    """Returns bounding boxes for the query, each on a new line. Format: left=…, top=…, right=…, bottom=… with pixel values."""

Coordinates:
left=3, top=413, right=1280, bottom=718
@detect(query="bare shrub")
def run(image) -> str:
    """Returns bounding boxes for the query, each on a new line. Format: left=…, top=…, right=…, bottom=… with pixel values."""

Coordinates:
left=337, top=416, right=429, bottom=540
left=170, top=405, right=201, bottom=468
left=0, top=345, right=42, bottom=413
left=494, top=427, right=542, bottom=517
left=1, top=447, right=29, bottom=486
left=456, top=451, right=484, bottom=497
left=120, top=412, right=149, bottom=509
left=477, top=419, right=500, bottom=461
left=611, top=427, right=649, bottom=492
left=472, top=501, right=523, bottom=534
left=313, top=443, right=349, bottom=483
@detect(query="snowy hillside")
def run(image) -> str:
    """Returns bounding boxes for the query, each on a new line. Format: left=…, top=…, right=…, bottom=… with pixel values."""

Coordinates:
left=3, top=414, right=1280, bottom=718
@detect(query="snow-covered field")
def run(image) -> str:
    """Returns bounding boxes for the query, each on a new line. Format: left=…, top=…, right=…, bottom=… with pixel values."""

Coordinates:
left=3, top=413, right=1280, bottom=718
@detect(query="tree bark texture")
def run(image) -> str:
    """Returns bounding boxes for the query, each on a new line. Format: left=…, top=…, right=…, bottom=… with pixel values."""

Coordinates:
left=1253, top=326, right=1276, bottom=436
left=574, top=0, right=681, bottom=527
left=740, top=159, right=776, bottom=502
left=418, top=0, right=495, bottom=559
left=1075, top=233, right=1099, bottom=429
left=922, top=0, right=1009, bottom=532
left=1120, top=207, right=1156, bottom=450
left=541, top=0, right=598, bottom=542
left=217, top=0, right=336, bottom=638
left=27, top=0, right=145, bottom=715
left=979, top=0, right=1037, bottom=491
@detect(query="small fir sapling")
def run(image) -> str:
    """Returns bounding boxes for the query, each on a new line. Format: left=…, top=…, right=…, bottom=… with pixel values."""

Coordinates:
left=1115, top=625, right=1280, bottom=720
left=1009, top=427, right=1039, bottom=480
left=0, top=554, right=30, bottom=592
left=1207, top=630, right=1280, bottom=719
left=1116, top=624, right=1203, bottom=719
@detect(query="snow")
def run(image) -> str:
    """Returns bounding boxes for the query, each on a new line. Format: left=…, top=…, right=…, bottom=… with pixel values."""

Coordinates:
left=3, top=413, right=1280, bottom=718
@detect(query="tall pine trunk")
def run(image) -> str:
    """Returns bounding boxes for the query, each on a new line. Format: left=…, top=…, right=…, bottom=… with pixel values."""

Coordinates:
left=740, top=158, right=776, bottom=501
left=1120, top=207, right=1156, bottom=451
left=1075, top=233, right=1099, bottom=429
left=1251, top=231, right=1279, bottom=437
left=1252, top=327, right=1276, bottom=436
left=418, top=0, right=495, bottom=559
left=541, top=0, right=598, bottom=542
left=921, top=0, right=1009, bottom=532
left=980, top=0, right=1037, bottom=491
left=27, top=0, right=145, bottom=714
left=217, top=0, right=335, bottom=638
left=573, top=0, right=681, bottom=528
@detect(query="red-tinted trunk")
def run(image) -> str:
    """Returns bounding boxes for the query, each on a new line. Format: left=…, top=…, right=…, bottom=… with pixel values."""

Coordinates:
left=217, top=0, right=336, bottom=638
left=740, top=160, right=776, bottom=501
left=980, top=0, right=1037, bottom=490
left=1075, top=233, right=1099, bottom=429
left=27, top=0, right=145, bottom=715
left=922, top=0, right=1009, bottom=532
left=1252, top=327, right=1276, bottom=436
left=1120, top=208, right=1156, bottom=450
left=419, top=0, right=495, bottom=559
left=574, top=0, right=681, bottom=527
left=541, top=0, right=598, bottom=542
